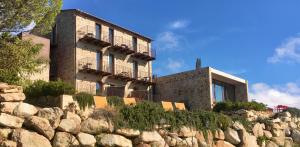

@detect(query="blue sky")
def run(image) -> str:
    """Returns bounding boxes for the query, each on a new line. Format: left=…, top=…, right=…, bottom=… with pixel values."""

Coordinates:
left=63, top=0, right=300, bottom=108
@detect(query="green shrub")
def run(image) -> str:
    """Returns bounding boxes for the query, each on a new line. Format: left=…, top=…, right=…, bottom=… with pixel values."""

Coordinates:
left=284, top=107, right=300, bottom=117
left=73, top=92, right=94, bottom=110
left=24, top=80, right=75, bottom=98
left=213, top=101, right=267, bottom=112
left=231, top=115, right=253, bottom=132
left=114, top=101, right=232, bottom=131
left=107, top=96, right=124, bottom=108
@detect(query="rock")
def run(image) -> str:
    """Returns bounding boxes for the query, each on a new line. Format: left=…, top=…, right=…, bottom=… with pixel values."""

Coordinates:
left=178, top=126, right=196, bottom=137
left=195, top=131, right=206, bottom=143
left=25, top=116, right=54, bottom=140
left=150, top=140, right=168, bottom=147
left=96, top=133, right=132, bottom=147
left=282, top=117, right=292, bottom=122
left=81, top=118, right=113, bottom=134
left=63, top=111, right=81, bottom=123
left=232, top=121, right=245, bottom=131
left=164, top=136, right=176, bottom=146
left=281, top=112, right=292, bottom=118
left=0, top=113, right=24, bottom=128
left=239, top=130, right=259, bottom=147
left=185, top=137, right=198, bottom=147
left=0, top=140, right=17, bottom=147
left=199, top=141, right=209, bottom=147
left=0, top=93, right=25, bottom=102
left=136, top=143, right=151, bottom=147
left=284, top=137, right=293, bottom=147
left=0, top=102, right=20, bottom=114
left=57, top=118, right=80, bottom=134
left=271, top=136, right=285, bottom=146
left=285, top=128, right=291, bottom=136
left=214, top=129, right=225, bottom=140
left=264, top=130, right=273, bottom=138
left=36, top=107, right=63, bottom=129
left=116, top=128, right=140, bottom=137
left=272, top=129, right=284, bottom=137
left=77, top=132, right=96, bottom=147
left=11, top=129, right=51, bottom=147
left=13, top=103, right=38, bottom=117
left=0, top=128, right=12, bottom=138
left=253, top=123, right=264, bottom=137
left=52, top=132, right=79, bottom=147
left=215, top=140, right=235, bottom=147
left=224, top=128, right=241, bottom=145
left=291, top=129, right=300, bottom=144
left=206, top=130, right=215, bottom=147
left=0, top=84, right=22, bottom=93
left=140, top=131, right=164, bottom=143
left=271, top=118, right=281, bottom=123
left=289, top=122, right=297, bottom=129
left=266, top=141, right=279, bottom=147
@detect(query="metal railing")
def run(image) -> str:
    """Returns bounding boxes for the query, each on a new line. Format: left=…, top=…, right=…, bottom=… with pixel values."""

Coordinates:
left=77, top=25, right=110, bottom=43
left=78, top=58, right=111, bottom=73
left=130, top=90, right=149, bottom=101
left=114, top=64, right=133, bottom=78
left=137, top=44, right=156, bottom=58
left=137, top=71, right=151, bottom=81
left=113, top=36, right=133, bottom=50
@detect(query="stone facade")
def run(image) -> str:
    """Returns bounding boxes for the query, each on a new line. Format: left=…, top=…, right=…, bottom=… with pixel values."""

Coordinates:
left=20, top=32, right=50, bottom=82
left=154, top=67, right=248, bottom=110
left=51, top=9, right=154, bottom=100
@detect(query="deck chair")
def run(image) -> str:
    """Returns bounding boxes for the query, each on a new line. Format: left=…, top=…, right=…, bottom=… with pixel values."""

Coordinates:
left=93, top=96, right=108, bottom=109
left=161, top=101, right=174, bottom=111
left=124, top=97, right=137, bottom=106
left=174, top=102, right=186, bottom=110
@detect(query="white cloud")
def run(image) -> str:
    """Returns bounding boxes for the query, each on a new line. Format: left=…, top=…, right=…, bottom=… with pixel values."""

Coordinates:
left=167, top=58, right=184, bottom=72
left=169, top=20, right=189, bottom=29
left=268, top=36, right=300, bottom=63
left=155, top=31, right=181, bottom=51
left=249, top=82, right=300, bottom=108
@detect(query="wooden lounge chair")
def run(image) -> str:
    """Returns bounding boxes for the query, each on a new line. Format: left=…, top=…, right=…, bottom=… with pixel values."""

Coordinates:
left=174, top=102, right=186, bottom=110
left=161, top=101, right=174, bottom=111
left=93, top=96, right=108, bottom=109
left=124, top=97, right=136, bottom=106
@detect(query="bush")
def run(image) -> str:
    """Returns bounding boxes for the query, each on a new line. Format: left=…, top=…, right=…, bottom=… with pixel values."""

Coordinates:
left=284, top=107, right=300, bottom=117
left=107, top=96, right=124, bottom=108
left=73, top=92, right=94, bottom=110
left=213, top=101, right=267, bottom=112
left=114, top=101, right=232, bottom=131
left=24, top=80, right=75, bottom=98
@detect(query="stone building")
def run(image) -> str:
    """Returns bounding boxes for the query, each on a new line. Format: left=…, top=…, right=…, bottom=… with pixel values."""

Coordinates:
left=154, top=60, right=248, bottom=110
left=20, top=32, right=50, bottom=82
left=50, top=9, right=155, bottom=100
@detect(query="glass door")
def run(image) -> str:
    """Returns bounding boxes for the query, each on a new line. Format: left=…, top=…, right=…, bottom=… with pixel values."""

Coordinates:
left=213, top=82, right=225, bottom=102
left=95, top=24, right=101, bottom=40
left=109, top=28, right=114, bottom=44
left=108, top=54, right=114, bottom=74
left=96, top=52, right=102, bottom=71
left=133, top=61, right=138, bottom=79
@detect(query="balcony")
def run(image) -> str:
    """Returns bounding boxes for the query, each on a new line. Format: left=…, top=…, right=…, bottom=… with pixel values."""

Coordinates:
left=132, top=71, right=154, bottom=85
left=131, top=44, right=156, bottom=61
left=78, top=58, right=111, bottom=76
left=108, top=36, right=135, bottom=55
left=129, top=90, right=149, bottom=102
left=109, top=64, right=134, bottom=81
left=77, top=25, right=111, bottom=48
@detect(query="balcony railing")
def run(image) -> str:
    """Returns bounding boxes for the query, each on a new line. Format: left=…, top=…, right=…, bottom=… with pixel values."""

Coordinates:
left=131, top=44, right=156, bottom=61
left=77, top=25, right=111, bottom=48
left=109, top=36, right=135, bottom=55
left=130, top=90, right=149, bottom=101
left=78, top=58, right=111, bottom=76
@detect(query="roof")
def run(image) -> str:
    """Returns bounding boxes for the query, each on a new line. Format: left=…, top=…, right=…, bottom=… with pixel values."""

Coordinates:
left=61, top=9, right=152, bottom=42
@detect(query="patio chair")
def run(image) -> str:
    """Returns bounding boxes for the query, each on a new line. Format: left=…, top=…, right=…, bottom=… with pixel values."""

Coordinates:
left=161, top=101, right=174, bottom=111
left=174, top=102, right=186, bottom=110
left=93, top=96, right=108, bottom=109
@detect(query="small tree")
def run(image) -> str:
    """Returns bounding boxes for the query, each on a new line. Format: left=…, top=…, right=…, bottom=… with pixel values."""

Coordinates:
left=0, top=33, right=45, bottom=84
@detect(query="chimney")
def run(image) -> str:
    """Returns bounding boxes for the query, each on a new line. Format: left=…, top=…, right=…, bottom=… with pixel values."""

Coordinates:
left=196, top=58, right=201, bottom=70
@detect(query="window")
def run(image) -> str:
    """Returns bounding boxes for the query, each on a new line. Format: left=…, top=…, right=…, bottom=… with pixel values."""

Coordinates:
left=96, top=51, right=102, bottom=70
left=109, top=28, right=114, bottom=44
left=108, top=54, right=114, bottom=74
left=132, top=37, right=137, bottom=51
left=213, top=82, right=225, bottom=102
left=96, top=82, right=102, bottom=95
left=95, top=24, right=101, bottom=40
left=133, top=61, right=138, bottom=78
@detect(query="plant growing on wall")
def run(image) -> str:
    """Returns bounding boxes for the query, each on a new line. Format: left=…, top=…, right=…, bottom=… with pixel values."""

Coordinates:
left=73, top=92, right=94, bottom=110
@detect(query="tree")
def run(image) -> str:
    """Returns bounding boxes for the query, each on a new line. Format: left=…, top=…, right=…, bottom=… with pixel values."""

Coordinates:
left=0, top=33, right=45, bottom=84
left=0, top=0, right=62, bottom=35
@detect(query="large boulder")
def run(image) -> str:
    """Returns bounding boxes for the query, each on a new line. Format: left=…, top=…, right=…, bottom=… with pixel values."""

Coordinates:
left=214, top=129, right=225, bottom=140
left=0, top=83, right=22, bottom=93
left=77, top=132, right=96, bottom=147
left=178, top=126, right=197, bottom=137
left=25, top=116, right=55, bottom=140
left=63, top=112, right=81, bottom=123
left=215, top=140, right=235, bottom=147
left=0, top=128, right=12, bottom=138
left=0, top=140, right=17, bottom=147
left=232, top=121, right=245, bottom=131
left=13, top=103, right=38, bottom=117
left=0, top=113, right=24, bottom=128
left=224, top=128, right=241, bottom=145
left=0, top=102, right=20, bottom=114
left=81, top=118, right=113, bottom=134
left=11, top=129, right=51, bottom=147
left=57, top=118, right=80, bottom=134
left=291, top=129, right=300, bottom=144
left=239, top=130, right=259, bottom=147
left=266, top=141, right=279, bottom=147
left=52, top=132, right=79, bottom=147
left=36, top=107, right=63, bottom=129
left=116, top=128, right=140, bottom=137
left=140, top=131, right=164, bottom=143
left=252, top=123, right=264, bottom=137
left=96, top=133, right=132, bottom=147
left=0, top=93, right=25, bottom=102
